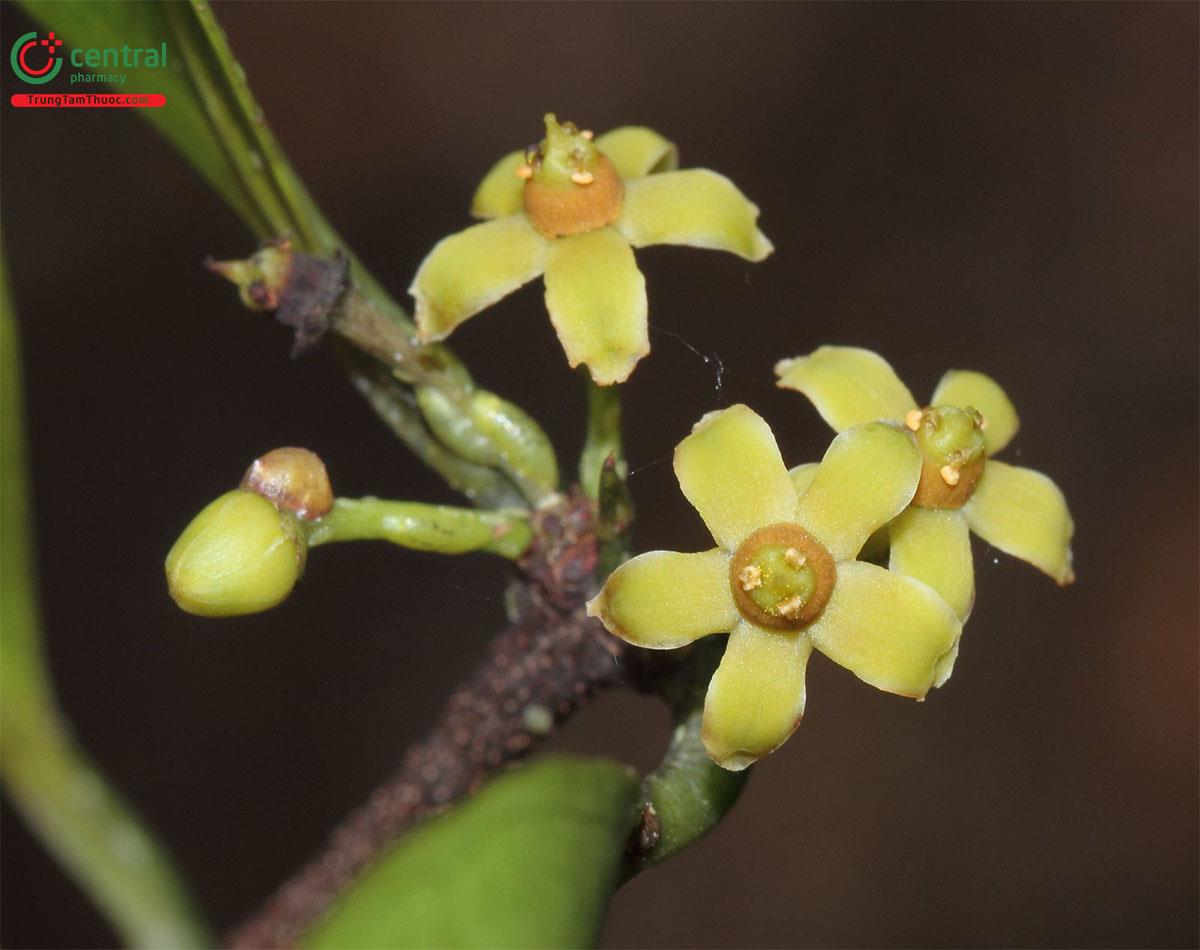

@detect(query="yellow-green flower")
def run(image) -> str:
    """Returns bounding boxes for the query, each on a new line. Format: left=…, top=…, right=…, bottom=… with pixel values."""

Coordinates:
left=587, top=405, right=961, bottom=771
left=777, top=345, right=1075, bottom=624
left=410, top=115, right=772, bottom=386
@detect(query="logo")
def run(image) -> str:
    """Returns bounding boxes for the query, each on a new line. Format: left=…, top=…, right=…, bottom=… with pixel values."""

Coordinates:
left=10, top=30, right=63, bottom=84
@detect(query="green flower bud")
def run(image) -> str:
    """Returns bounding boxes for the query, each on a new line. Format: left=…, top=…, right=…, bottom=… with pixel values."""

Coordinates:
left=467, top=390, right=559, bottom=500
left=415, top=384, right=500, bottom=469
left=416, top=384, right=559, bottom=504
left=165, top=490, right=306, bottom=617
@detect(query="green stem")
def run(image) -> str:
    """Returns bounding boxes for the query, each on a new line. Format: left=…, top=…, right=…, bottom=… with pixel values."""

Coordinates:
left=626, top=637, right=749, bottom=876
left=306, top=498, right=533, bottom=560
left=1, top=250, right=211, bottom=949
left=579, top=375, right=625, bottom=500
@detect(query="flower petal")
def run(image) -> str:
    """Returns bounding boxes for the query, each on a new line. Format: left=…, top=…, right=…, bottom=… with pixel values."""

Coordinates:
left=795, top=423, right=920, bottom=561
left=807, top=561, right=962, bottom=699
left=469, top=150, right=528, bottom=219
left=674, top=405, right=797, bottom=550
left=964, top=461, right=1075, bottom=584
left=930, top=369, right=1020, bottom=456
left=617, top=169, right=773, bottom=262
left=411, top=216, right=547, bottom=341
left=586, top=548, right=736, bottom=649
left=889, top=507, right=975, bottom=621
left=542, top=227, right=648, bottom=385
left=776, top=345, right=918, bottom=432
left=702, top=620, right=813, bottom=771
left=788, top=462, right=819, bottom=497
left=593, top=126, right=678, bottom=179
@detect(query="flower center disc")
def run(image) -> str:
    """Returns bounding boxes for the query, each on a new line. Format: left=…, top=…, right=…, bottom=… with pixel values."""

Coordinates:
left=521, top=114, right=624, bottom=238
left=907, top=405, right=987, bottom=509
left=728, top=523, right=836, bottom=631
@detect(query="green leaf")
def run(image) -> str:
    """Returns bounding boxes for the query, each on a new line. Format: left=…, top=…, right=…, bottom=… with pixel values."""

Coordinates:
left=302, top=757, right=639, bottom=950
left=1, top=243, right=210, bottom=948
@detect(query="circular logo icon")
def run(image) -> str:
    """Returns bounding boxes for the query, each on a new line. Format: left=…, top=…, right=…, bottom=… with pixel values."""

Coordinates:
left=11, top=31, right=63, bottom=85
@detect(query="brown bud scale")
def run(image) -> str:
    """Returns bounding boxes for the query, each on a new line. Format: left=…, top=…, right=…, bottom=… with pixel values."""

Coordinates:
left=241, top=447, right=334, bottom=521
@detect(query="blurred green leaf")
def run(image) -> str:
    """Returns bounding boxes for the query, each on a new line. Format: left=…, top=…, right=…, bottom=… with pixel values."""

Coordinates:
left=0, top=246, right=211, bottom=948
left=302, top=757, right=639, bottom=950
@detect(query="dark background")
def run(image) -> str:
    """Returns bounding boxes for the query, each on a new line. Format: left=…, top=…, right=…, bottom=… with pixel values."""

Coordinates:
left=2, top=2, right=1196, bottom=947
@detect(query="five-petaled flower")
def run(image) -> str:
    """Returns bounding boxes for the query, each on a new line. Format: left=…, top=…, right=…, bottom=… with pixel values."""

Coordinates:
left=587, top=404, right=961, bottom=771
left=409, top=115, right=772, bottom=386
left=776, top=345, right=1075, bottom=624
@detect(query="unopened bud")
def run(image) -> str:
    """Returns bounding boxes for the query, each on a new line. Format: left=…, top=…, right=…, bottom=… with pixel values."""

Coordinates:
left=165, top=490, right=305, bottom=617
left=206, top=242, right=294, bottom=312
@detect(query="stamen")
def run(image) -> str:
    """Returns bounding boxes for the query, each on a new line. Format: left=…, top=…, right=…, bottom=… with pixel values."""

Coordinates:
left=776, top=595, right=805, bottom=619
left=783, top=547, right=807, bottom=569
left=580, top=129, right=594, bottom=140
left=977, top=414, right=989, bottom=431
left=905, top=409, right=923, bottom=432
left=570, top=170, right=595, bottom=185
left=516, top=164, right=533, bottom=180
left=940, top=464, right=961, bottom=486
left=738, top=565, right=763, bottom=592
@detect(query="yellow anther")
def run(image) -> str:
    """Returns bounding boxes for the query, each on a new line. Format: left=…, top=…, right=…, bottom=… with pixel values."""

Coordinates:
left=939, top=464, right=961, bottom=486
left=905, top=409, right=923, bottom=432
left=570, top=170, right=595, bottom=185
left=738, top=564, right=763, bottom=592
left=516, top=164, right=533, bottom=180
left=977, top=413, right=989, bottom=431
left=776, top=595, right=806, bottom=619
left=783, top=547, right=807, bottom=569
left=580, top=129, right=594, bottom=140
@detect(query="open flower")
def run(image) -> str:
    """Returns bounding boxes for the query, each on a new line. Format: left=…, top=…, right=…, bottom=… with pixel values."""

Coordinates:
left=587, top=405, right=961, bottom=770
left=410, top=115, right=772, bottom=386
left=777, top=346, right=1075, bottom=624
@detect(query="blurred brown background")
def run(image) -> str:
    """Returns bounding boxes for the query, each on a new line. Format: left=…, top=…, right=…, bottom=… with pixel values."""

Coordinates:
left=2, top=2, right=1196, bottom=947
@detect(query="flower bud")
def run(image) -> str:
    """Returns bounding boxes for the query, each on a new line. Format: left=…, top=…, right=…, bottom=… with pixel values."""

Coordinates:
left=165, top=490, right=305, bottom=617
left=416, top=384, right=559, bottom=502
left=206, top=242, right=294, bottom=311
left=241, top=447, right=333, bottom=520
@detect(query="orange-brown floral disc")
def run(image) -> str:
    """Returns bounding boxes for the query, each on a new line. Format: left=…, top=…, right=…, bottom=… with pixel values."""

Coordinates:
left=521, top=114, right=624, bottom=238
left=728, top=523, right=836, bottom=631
left=905, top=405, right=987, bottom=509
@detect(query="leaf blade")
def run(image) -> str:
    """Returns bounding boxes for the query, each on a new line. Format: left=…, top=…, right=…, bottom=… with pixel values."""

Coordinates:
left=302, top=757, right=639, bottom=950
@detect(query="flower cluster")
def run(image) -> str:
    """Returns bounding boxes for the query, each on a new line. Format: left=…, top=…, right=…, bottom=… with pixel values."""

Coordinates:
left=190, top=114, right=1077, bottom=780
left=588, top=350, right=1074, bottom=771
